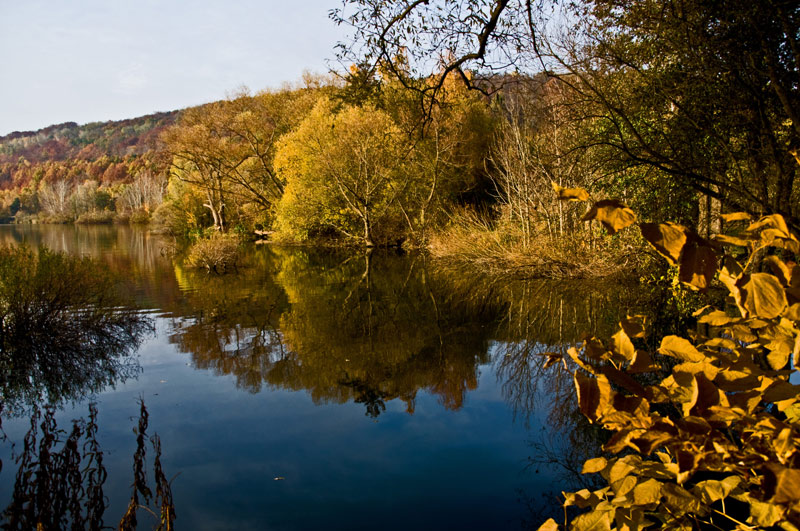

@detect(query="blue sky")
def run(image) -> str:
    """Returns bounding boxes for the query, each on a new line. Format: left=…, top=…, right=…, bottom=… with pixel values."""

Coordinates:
left=0, top=0, right=349, bottom=135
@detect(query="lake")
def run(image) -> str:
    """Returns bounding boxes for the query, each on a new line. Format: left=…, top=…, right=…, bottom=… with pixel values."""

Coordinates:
left=0, top=224, right=660, bottom=530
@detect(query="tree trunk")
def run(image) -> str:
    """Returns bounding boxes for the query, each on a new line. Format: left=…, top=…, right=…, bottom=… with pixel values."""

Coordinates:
left=363, top=213, right=375, bottom=247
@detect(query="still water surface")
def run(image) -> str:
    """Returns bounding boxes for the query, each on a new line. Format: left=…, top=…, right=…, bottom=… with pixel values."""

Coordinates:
left=0, top=225, right=656, bottom=530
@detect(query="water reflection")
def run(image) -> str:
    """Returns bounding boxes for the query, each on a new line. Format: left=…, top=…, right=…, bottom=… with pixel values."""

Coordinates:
left=0, top=243, right=151, bottom=413
left=0, top=225, right=673, bottom=528
left=166, top=245, right=656, bottom=422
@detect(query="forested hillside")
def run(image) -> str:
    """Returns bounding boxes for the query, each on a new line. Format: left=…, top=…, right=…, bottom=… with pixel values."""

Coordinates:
left=0, top=111, right=176, bottom=191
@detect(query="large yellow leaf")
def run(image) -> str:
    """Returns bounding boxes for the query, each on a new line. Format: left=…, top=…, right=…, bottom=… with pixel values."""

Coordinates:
left=696, top=309, right=737, bottom=326
left=610, top=327, right=635, bottom=361
left=738, top=273, right=788, bottom=319
left=574, top=372, right=614, bottom=423
left=632, top=478, right=662, bottom=506
left=659, top=336, right=705, bottom=362
left=747, top=498, right=784, bottom=527
left=640, top=223, right=686, bottom=264
left=582, top=200, right=636, bottom=235
left=764, top=464, right=800, bottom=505
left=692, top=477, right=740, bottom=504
left=662, top=483, right=706, bottom=516
left=571, top=510, right=612, bottom=531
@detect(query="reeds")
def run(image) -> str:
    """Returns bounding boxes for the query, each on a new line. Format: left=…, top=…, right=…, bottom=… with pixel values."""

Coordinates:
left=428, top=209, right=649, bottom=279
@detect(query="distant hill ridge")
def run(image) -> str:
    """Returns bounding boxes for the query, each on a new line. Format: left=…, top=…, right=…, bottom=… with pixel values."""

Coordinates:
left=0, top=111, right=179, bottom=164
left=0, top=110, right=180, bottom=190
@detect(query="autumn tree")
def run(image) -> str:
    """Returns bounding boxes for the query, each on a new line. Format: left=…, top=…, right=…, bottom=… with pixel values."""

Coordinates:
left=38, top=178, right=71, bottom=217
left=490, top=77, right=598, bottom=243
left=161, top=88, right=316, bottom=232
left=117, top=170, right=167, bottom=214
left=275, top=98, right=410, bottom=246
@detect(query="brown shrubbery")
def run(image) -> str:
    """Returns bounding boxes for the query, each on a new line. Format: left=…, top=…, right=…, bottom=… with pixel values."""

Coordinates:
left=538, top=193, right=800, bottom=530
left=185, top=233, right=241, bottom=274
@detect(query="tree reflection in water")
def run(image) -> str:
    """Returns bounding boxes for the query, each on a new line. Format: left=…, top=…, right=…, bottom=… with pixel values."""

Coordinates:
left=168, top=247, right=658, bottom=425
left=0, top=245, right=172, bottom=529
left=0, top=245, right=151, bottom=414
left=170, top=248, right=498, bottom=416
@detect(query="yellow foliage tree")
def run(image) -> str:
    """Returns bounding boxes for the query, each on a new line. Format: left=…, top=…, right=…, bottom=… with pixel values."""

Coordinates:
left=274, top=98, right=410, bottom=246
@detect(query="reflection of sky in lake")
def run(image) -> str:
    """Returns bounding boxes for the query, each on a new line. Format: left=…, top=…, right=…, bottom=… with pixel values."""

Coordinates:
left=1, top=328, right=551, bottom=530
left=0, top=225, right=636, bottom=529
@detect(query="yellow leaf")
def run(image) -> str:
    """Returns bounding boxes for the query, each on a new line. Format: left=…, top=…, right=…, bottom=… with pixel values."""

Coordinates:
left=659, top=336, right=705, bottom=362
left=721, top=212, right=752, bottom=222
left=785, top=303, right=800, bottom=321
left=552, top=181, right=590, bottom=202
left=582, top=200, right=637, bottom=235
left=662, top=483, right=706, bottom=516
left=713, top=233, right=752, bottom=247
left=674, top=361, right=719, bottom=380
left=610, top=328, right=635, bottom=361
left=582, top=457, right=609, bottom=474
left=620, top=315, right=647, bottom=338
left=571, top=510, right=612, bottom=531
left=614, top=475, right=638, bottom=497
left=628, top=350, right=659, bottom=374
left=739, top=273, right=788, bottom=319
left=747, top=499, right=784, bottom=527
left=697, top=310, right=737, bottom=326
left=609, top=456, right=641, bottom=486
left=536, top=518, right=560, bottom=531
left=765, top=255, right=792, bottom=286
left=764, top=464, right=800, bottom=505
left=632, top=478, right=662, bottom=506
left=693, top=477, right=739, bottom=504
left=640, top=223, right=687, bottom=264
left=678, top=237, right=717, bottom=291
left=747, top=214, right=791, bottom=237
left=574, top=372, right=614, bottom=422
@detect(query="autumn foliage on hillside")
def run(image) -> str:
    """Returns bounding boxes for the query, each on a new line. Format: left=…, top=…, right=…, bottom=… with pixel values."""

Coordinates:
left=0, top=112, right=177, bottom=191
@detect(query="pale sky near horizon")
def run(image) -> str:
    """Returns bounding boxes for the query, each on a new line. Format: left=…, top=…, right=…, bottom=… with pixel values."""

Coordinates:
left=0, top=0, right=350, bottom=136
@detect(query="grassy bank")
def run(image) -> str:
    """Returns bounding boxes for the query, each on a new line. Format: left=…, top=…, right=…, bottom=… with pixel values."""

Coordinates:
left=428, top=211, right=652, bottom=279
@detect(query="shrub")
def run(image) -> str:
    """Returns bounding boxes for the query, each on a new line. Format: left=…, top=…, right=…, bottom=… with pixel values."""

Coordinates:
left=128, top=210, right=151, bottom=225
left=36, top=213, right=72, bottom=224
left=75, top=210, right=115, bottom=224
left=185, top=233, right=240, bottom=274
left=537, top=195, right=800, bottom=530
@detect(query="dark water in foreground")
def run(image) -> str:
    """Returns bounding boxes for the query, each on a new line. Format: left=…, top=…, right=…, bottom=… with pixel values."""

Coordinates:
left=0, top=225, right=661, bottom=530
